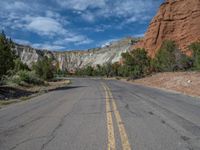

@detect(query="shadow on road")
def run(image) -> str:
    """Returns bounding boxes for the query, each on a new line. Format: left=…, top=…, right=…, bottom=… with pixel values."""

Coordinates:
left=48, top=86, right=87, bottom=92
left=0, top=85, right=86, bottom=101
left=0, top=87, right=35, bottom=100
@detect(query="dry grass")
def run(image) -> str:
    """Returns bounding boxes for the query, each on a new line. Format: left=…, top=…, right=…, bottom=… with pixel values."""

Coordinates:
left=0, top=79, right=71, bottom=107
left=25, top=79, right=71, bottom=93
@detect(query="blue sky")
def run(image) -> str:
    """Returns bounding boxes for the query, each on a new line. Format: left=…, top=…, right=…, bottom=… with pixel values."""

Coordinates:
left=0, top=0, right=164, bottom=51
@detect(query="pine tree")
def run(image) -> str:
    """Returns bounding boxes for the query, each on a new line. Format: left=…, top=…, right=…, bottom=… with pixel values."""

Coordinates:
left=0, top=31, right=15, bottom=79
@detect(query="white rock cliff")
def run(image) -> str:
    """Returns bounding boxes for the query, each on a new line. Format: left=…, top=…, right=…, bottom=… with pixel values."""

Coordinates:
left=13, top=37, right=138, bottom=71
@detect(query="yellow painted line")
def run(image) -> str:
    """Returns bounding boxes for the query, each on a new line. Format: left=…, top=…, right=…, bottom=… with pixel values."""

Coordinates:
left=103, top=84, right=116, bottom=150
left=105, top=84, right=132, bottom=150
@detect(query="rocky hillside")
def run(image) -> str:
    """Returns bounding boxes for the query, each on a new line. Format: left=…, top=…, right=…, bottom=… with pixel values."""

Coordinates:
left=134, top=0, right=200, bottom=57
left=13, top=37, right=138, bottom=71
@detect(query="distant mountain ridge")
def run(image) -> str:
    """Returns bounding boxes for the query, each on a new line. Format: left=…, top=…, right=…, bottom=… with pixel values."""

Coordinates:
left=13, top=37, right=139, bottom=71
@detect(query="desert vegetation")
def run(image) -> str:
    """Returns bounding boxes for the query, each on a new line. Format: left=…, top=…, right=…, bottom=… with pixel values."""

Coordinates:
left=0, top=31, right=64, bottom=87
left=1, top=30, right=200, bottom=83
left=75, top=40, right=200, bottom=79
left=0, top=31, right=71, bottom=102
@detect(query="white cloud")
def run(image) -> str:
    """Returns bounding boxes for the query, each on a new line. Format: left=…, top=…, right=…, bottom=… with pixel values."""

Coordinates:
left=14, top=39, right=32, bottom=45
left=100, top=38, right=120, bottom=48
left=55, top=0, right=159, bottom=23
left=116, top=0, right=156, bottom=17
left=133, top=33, right=144, bottom=38
left=54, top=34, right=93, bottom=45
left=82, top=24, right=111, bottom=32
left=119, top=15, right=152, bottom=27
left=125, top=16, right=137, bottom=23
left=95, top=28, right=105, bottom=32
left=26, top=17, right=67, bottom=36
left=45, top=10, right=60, bottom=18
left=76, top=39, right=93, bottom=45
left=114, top=1, right=145, bottom=17
left=56, top=0, right=106, bottom=11
left=81, top=12, right=95, bottom=22
left=32, top=43, right=65, bottom=50
left=4, top=1, right=28, bottom=10
left=13, top=39, right=66, bottom=50
left=0, top=0, right=162, bottom=50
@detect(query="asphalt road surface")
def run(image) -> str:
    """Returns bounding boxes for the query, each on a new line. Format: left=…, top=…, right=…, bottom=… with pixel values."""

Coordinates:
left=0, top=78, right=200, bottom=150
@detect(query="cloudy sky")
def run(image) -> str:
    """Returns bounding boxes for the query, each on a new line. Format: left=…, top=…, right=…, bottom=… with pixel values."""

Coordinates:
left=0, top=0, right=164, bottom=50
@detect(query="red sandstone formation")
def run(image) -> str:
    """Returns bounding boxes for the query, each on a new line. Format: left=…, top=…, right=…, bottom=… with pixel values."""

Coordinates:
left=134, top=0, right=200, bottom=57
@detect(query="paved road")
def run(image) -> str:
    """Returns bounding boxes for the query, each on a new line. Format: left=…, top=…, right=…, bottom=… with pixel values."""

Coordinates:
left=0, top=78, right=200, bottom=150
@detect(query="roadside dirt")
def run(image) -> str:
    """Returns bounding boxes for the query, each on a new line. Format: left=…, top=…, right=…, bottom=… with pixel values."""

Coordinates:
left=125, top=72, right=200, bottom=97
left=0, top=79, right=70, bottom=105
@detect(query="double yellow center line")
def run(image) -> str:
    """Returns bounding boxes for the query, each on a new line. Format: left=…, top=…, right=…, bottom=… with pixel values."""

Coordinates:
left=102, top=83, right=131, bottom=150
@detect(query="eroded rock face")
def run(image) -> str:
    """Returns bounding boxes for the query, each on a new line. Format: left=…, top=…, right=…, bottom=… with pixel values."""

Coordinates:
left=134, top=0, right=200, bottom=57
left=13, top=37, right=138, bottom=71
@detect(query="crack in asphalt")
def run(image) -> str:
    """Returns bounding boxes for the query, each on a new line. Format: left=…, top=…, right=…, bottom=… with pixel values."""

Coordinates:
left=40, top=112, right=71, bottom=150
left=0, top=116, right=44, bottom=137
left=74, top=112, right=102, bottom=115
left=108, top=81, right=200, bottom=150
left=6, top=111, right=72, bottom=150
left=9, top=136, right=47, bottom=150
left=3, top=86, right=88, bottom=150
left=127, top=89, right=199, bottom=150
left=40, top=88, right=87, bottom=150
left=110, top=90, right=142, bottom=118
left=124, top=104, right=140, bottom=117
left=1, top=96, right=72, bottom=139
left=7, top=105, right=43, bottom=122
left=110, top=85, right=195, bottom=149
left=129, top=91, right=200, bottom=135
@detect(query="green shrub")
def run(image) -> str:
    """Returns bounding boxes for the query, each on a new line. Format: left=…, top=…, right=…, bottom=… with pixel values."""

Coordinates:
left=121, top=48, right=150, bottom=78
left=32, top=56, right=54, bottom=80
left=102, top=63, right=113, bottom=77
left=152, top=40, right=192, bottom=72
left=13, top=58, right=29, bottom=73
left=7, top=70, right=44, bottom=86
left=55, top=69, right=69, bottom=77
left=189, top=42, right=200, bottom=70
left=118, top=65, right=130, bottom=77
left=75, top=66, right=94, bottom=76
left=152, top=40, right=177, bottom=72
left=111, top=62, right=121, bottom=77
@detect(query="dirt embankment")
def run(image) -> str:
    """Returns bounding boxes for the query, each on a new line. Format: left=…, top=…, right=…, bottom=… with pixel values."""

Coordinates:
left=0, top=79, right=70, bottom=106
left=128, top=72, right=200, bottom=97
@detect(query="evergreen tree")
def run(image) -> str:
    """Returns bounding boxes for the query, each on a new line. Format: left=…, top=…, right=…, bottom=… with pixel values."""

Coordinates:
left=32, top=56, right=54, bottom=80
left=189, top=42, right=200, bottom=70
left=152, top=40, right=193, bottom=72
left=0, top=31, right=15, bottom=79
left=121, top=48, right=150, bottom=78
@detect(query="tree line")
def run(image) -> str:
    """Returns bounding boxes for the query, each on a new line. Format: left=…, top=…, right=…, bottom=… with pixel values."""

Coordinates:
left=75, top=40, right=200, bottom=79
left=0, top=31, right=60, bottom=86
left=1, top=30, right=200, bottom=84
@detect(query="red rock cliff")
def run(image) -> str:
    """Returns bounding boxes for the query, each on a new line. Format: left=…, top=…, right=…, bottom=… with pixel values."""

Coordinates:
left=134, top=0, right=200, bottom=57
